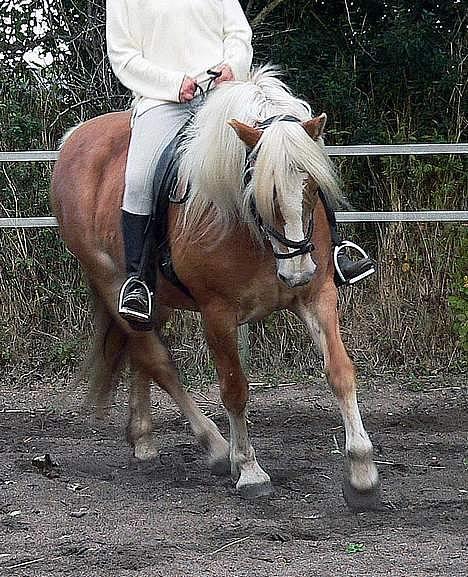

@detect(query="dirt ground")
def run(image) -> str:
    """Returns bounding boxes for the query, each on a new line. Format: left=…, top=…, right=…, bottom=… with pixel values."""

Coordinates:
left=0, top=367, right=466, bottom=577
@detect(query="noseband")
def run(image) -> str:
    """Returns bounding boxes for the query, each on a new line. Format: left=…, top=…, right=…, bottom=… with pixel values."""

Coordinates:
left=247, top=115, right=315, bottom=260
left=249, top=196, right=314, bottom=259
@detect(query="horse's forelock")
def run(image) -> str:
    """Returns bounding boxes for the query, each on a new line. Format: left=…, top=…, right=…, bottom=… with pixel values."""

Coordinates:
left=279, top=122, right=344, bottom=208
left=243, top=122, right=345, bottom=230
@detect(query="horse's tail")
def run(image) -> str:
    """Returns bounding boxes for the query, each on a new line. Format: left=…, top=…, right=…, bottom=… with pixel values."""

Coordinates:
left=58, top=122, right=84, bottom=149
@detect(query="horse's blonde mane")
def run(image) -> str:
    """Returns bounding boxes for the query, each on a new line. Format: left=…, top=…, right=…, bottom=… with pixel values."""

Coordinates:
left=178, top=66, right=344, bottom=238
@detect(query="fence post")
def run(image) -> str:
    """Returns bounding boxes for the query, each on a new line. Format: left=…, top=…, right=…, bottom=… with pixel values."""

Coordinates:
left=238, top=324, right=250, bottom=370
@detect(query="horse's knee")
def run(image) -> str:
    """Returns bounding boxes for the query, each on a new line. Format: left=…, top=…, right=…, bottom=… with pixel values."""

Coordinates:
left=325, top=358, right=356, bottom=397
left=220, top=377, right=248, bottom=415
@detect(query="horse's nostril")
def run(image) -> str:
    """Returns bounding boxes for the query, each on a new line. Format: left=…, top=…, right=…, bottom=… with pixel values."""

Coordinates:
left=295, top=273, right=312, bottom=287
left=304, top=270, right=314, bottom=283
left=278, top=273, right=289, bottom=285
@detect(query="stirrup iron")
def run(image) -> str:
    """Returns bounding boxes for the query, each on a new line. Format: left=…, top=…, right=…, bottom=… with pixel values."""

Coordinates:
left=334, top=241, right=375, bottom=286
left=118, top=277, right=153, bottom=322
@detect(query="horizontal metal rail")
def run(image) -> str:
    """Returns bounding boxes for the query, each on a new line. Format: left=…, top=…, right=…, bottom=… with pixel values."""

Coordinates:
left=0, top=151, right=59, bottom=162
left=1, top=143, right=466, bottom=227
left=0, top=143, right=467, bottom=162
left=336, top=211, right=468, bottom=223
left=1, top=217, right=59, bottom=228
left=1, top=212, right=467, bottom=229
left=327, top=143, right=468, bottom=156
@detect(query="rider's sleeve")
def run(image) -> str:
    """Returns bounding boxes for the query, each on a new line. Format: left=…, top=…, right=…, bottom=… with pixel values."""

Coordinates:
left=222, top=0, right=253, bottom=81
left=106, top=0, right=185, bottom=103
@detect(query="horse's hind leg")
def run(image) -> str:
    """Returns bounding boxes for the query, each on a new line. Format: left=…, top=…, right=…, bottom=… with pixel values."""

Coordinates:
left=295, top=287, right=380, bottom=511
left=126, top=308, right=172, bottom=459
left=126, top=331, right=230, bottom=473
left=127, top=370, right=158, bottom=459
left=86, top=295, right=128, bottom=418
left=202, top=304, right=273, bottom=498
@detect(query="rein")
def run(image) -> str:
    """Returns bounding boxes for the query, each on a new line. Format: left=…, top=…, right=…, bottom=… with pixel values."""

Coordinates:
left=168, top=69, right=222, bottom=205
left=194, top=69, right=222, bottom=100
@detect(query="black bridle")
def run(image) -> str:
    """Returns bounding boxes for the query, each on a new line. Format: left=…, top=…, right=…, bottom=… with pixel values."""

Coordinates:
left=169, top=107, right=316, bottom=261
left=249, top=196, right=314, bottom=259
left=246, top=115, right=315, bottom=260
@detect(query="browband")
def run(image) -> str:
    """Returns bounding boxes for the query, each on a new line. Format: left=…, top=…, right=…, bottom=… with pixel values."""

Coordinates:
left=256, top=114, right=302, bottom=129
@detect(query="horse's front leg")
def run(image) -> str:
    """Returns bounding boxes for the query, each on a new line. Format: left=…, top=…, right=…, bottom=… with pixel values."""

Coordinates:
left=202, top=303, right=273, bottom=497
left=295, top=288, right=380, bottom=511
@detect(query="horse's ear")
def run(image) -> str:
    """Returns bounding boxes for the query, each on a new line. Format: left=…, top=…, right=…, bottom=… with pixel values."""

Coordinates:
left=228, top=119, right=262, bottom=148
left=302, top=113, right=327, bottom=141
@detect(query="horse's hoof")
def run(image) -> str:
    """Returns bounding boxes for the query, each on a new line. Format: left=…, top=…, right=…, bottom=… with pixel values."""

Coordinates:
left=342, top=477, right=382, bottom=512
left=133, top=437, right=158, bottom=461
left=208, top=455, right=231, bottom=477
left=237, top=481, right=274, bottom=499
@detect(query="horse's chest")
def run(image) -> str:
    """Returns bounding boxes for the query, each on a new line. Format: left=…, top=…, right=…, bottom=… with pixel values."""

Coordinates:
left=237, top=284, right=286, bottom=323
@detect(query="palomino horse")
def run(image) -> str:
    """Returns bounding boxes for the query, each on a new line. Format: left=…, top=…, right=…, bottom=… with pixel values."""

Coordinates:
left=51, top=68, right=380, bottom=510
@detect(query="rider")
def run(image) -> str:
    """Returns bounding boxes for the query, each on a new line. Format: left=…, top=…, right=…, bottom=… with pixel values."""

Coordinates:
left=106, top=0, right=375, bottom=329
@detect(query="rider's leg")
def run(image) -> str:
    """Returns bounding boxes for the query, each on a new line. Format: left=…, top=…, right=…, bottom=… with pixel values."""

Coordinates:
left=119, top=102, right=194, bottom=327
left=118, top=210, right=153, bottom=327
left=318, top=189, right=376, bottom=287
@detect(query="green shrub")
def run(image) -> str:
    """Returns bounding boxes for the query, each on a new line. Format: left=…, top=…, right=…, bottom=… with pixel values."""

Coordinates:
left=448, top=276, right=468, bottom=353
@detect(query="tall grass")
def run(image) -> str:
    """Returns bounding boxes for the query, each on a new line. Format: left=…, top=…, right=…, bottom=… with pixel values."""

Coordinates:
left=0, top=161, right=464, bottom=379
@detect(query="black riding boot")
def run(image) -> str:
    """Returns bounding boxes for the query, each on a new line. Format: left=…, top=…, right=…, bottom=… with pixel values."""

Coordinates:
left=318, top=190, right=376, bottom=287
left=118, top=210, right=153, bottom=329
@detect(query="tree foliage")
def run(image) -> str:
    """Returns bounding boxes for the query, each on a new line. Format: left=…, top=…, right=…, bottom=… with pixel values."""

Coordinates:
left=1, top=0, right=465, bottom=148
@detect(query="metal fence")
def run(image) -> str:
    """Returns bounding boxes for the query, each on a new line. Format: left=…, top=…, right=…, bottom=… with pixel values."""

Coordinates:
left=1, top=143, right=467, bottom=227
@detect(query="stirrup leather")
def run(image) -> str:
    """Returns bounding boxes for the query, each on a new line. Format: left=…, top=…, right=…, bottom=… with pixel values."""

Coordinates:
left=334, top=241, right=375, bottom=285
left=118, top=277, right=152, bottom=322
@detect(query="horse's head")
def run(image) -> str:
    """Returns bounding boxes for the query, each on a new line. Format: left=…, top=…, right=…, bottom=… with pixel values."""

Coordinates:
left=230, top=114, right=332, bottom=288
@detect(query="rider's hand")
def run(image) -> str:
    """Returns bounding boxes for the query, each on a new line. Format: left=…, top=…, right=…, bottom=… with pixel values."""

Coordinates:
left=213, top=64, right=234, bottom=85
left=179, top=76, right=197, bottom=103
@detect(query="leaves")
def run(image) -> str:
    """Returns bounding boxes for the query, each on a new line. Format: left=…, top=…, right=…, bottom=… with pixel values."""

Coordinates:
left=345, top=542, right=365, bottom=554
left=448, top=277, right=468, bottom=352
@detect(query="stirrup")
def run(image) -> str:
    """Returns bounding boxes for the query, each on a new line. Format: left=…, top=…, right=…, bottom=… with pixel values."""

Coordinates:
left=334, top=241, right=376, bottom=286
left=118, top=277, right=153, bottom=322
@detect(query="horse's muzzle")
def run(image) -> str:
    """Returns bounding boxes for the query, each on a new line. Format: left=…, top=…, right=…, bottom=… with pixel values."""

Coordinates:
left=278, top=270, right=315, bottom=288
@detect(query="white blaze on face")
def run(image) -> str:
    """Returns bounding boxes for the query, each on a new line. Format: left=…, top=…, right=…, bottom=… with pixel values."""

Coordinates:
left=273, top=171, right=316, bottom=287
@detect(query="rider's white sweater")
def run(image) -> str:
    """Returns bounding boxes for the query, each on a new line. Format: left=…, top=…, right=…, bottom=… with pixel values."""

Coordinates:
left=106, top=0, right=253, bottom=110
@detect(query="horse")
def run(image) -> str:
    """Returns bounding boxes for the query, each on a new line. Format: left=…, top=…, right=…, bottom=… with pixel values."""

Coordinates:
left=50, top=67, right=380, bottom=510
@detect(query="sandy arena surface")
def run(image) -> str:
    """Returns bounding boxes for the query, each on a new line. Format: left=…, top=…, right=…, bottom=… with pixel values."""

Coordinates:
left=0, top=369, right=466, bottom=576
